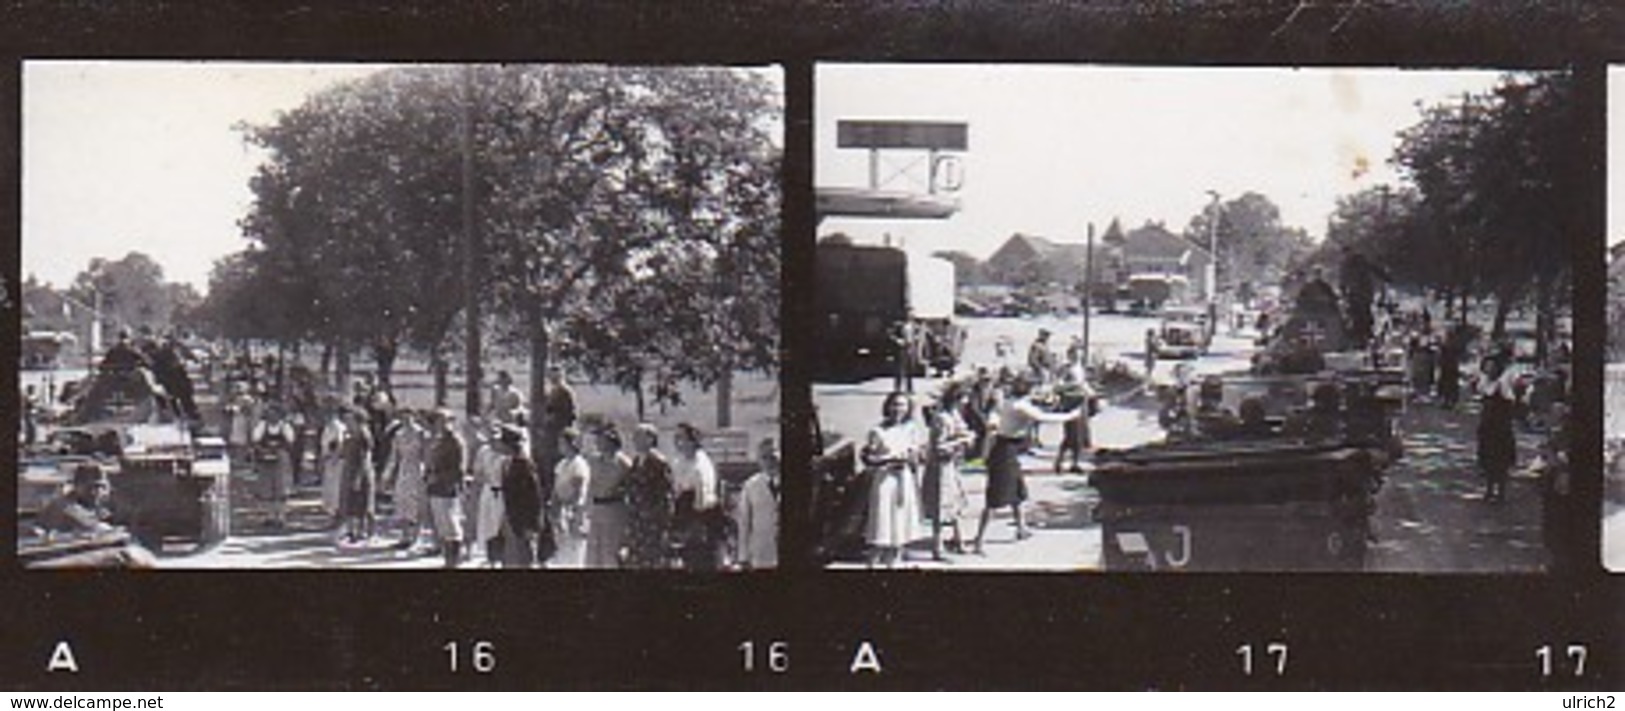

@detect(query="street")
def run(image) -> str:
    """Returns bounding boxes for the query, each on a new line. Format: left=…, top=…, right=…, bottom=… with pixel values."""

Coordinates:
left=818, top=313, right=1553, bottom=572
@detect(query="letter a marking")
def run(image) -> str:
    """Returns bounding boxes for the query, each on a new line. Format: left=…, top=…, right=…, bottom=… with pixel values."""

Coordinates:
left=850, top=641, right=882, bottom=674
left=47, top=640, right=79, bottom=673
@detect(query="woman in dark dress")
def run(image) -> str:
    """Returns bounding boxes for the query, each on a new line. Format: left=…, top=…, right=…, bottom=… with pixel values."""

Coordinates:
left=1477, top=354, right=1518, bottom=503
left=972, top=378, right=1084, bottom=553
left=496, top=425, right=543, bottom=567
left=624, top=423, right=675, bottom=569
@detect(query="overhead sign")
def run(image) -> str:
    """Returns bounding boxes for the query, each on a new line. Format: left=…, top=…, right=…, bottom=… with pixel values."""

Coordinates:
left=837, top=120, right=968, bottom=151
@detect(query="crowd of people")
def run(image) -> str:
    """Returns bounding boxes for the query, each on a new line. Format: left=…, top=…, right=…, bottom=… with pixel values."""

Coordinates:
left=21, top=327, right=780, bottom=570
left=220, top=361, right=781, bottom=570
left=855, top=329, right=1095, bottom=567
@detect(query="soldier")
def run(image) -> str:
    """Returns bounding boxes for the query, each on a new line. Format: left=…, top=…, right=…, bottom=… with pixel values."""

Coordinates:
left=1027, top=329, right=1057, bottom=386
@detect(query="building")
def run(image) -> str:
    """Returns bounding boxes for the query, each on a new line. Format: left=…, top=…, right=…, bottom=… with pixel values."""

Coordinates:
left=984, top=233, right=1094, bottom=287
left=1117, top=222, right=1212, bottom=299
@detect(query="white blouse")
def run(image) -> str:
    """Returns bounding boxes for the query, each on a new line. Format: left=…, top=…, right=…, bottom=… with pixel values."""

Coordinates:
left=672, top=449, right=720, bottom=511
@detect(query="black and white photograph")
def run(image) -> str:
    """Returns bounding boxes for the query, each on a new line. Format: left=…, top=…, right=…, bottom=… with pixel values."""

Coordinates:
left=810, top=64, right=1575, bottom=572
left=1606, top=65, right=1625, bottom=573
left=17, top=61, right=783, bottom=570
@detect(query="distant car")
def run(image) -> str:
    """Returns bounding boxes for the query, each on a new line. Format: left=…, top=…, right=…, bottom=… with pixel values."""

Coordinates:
left=1153, top=307, right=1212, bottom=359
left=191, top=436, right=231, bottom=479
left=1153, top=321, right=1206, bottom=359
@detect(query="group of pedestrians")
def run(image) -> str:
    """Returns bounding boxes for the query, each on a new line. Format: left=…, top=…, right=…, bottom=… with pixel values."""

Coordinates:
left=861, top=333, right=1093, bottom=567
left=228, top=363, right=778, bottom=570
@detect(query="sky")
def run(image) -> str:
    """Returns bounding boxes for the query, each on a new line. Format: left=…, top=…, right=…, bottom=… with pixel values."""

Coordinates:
left=817, top=64, right=1509, bottom=260
left=23, top=61, right=388, bottom=290
left=23, top=62, right=784, bottom=293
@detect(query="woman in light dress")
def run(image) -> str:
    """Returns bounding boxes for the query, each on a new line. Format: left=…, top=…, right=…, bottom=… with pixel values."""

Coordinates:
left=384, top=410, right=428, bottom=550
left=584, top=425, right=632, bottom=569
left=548, top=428, right=591, bottom=568
left=473, top=423, right=510, bottom=566
left=319, top=406, right=349, bottom=525
left=922, top=386, right=972, bottom=561
left=863, top=391, right=923, bottom=568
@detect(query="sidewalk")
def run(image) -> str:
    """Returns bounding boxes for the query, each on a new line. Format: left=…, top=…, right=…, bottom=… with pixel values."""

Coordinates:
left=1366, top=399, right=1550, bottom=572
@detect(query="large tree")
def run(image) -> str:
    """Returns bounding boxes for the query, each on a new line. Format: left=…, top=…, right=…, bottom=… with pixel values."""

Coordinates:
left=1183, top=192, right=1313, bottom=299
left=1390, top=71, right=1573, bottom=347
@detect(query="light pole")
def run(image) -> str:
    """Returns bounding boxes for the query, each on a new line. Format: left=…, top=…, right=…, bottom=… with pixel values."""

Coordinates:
left=1204, top=190, right=1221, bottom=305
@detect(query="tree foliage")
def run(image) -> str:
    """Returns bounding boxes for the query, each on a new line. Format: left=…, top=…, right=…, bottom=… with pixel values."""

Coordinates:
left=1342, top=71, right=1573, bottom=338
left=1183, top=192, right=1313, bottom=297
left=203, top=64, right=781, bottom=425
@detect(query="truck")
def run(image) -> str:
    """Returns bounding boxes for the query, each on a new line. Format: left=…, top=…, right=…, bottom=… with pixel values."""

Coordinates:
left=815, top=240, right=964, bottom=382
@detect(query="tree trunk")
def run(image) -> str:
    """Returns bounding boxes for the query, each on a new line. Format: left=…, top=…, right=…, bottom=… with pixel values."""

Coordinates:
left=528, top=306, right=551, bottom=465
left=716, top=369, right=733, bottom=429
left=336, top=345, right=352, bottom=395
left=634, top=373, right=646, bottom=422
left=431, top=345, right=449, bottom=407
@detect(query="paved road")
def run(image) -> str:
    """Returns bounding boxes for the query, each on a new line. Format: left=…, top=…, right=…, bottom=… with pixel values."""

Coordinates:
left=1366, top=401, right=1550, bottom=573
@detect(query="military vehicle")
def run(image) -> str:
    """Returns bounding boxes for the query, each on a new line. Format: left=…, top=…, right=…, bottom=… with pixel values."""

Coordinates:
left=816, top=240, right=964, bottom=381
left=18, top=360, right=230, bottom=558
left=1096, top=273, right=1405, bottom=572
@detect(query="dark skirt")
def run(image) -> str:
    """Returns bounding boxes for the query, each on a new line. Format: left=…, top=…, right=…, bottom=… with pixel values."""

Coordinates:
left=342, top=469, right=375, bottom=517
left=1477, top=395, right=1516, bottom=480
left=985, top=436, right=1028, bottom=509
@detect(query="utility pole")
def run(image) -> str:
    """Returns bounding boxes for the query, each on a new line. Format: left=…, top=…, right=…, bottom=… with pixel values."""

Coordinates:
left=1082, top=222, right=1094, bottom=358
left=1205, top=190, right=1222, bottom=305
left=461, top=65, right=483, bottom=418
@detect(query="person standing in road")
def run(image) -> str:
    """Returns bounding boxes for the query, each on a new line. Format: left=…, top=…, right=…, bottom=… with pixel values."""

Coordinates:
left=1027, top=329, right=1057, bottom=386
left=1477, top=353, right=1518, bottom=504
left=863, top=391, right=922, bottom=568
left=672, top=424, right=725, bottom=570
left=1438, top=326, right=1465, bottom=409
left=735, top=437, right=781, bottom=570
left=384, top=409, right=429, bottom=551
left=584, top=425, right=632, bottom=569
left=1054, top=350, right=1095, bottom=474
left=486, top=370, right=526, bottom=426
left=339, top=407, right=376, bottom=544
left=318, top=403, right=348, bottom=526
left=921, top=388, right=971, bottom=561
left=624, top=423, right=675, bottom=569
left=540, top=366, right=578, bottom=479
left=496, top=425, right=542, bottom=568
left=972, top=377, right=1084, bottom=554
left=253, top=403, right=297, bottom=529
left=473, top=422, right=510, bottom=567
left=426, top=409, right=469, bottom=568
left=548, top=428, right=591, bottom=568
left=1143, top=328, right=1158, bottom=386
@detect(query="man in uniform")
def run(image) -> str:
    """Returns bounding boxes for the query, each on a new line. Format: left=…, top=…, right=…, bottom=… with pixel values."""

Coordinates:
left=31, top=463, right=157, bottom=568
left=540, top=366, right=577, bottom=477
